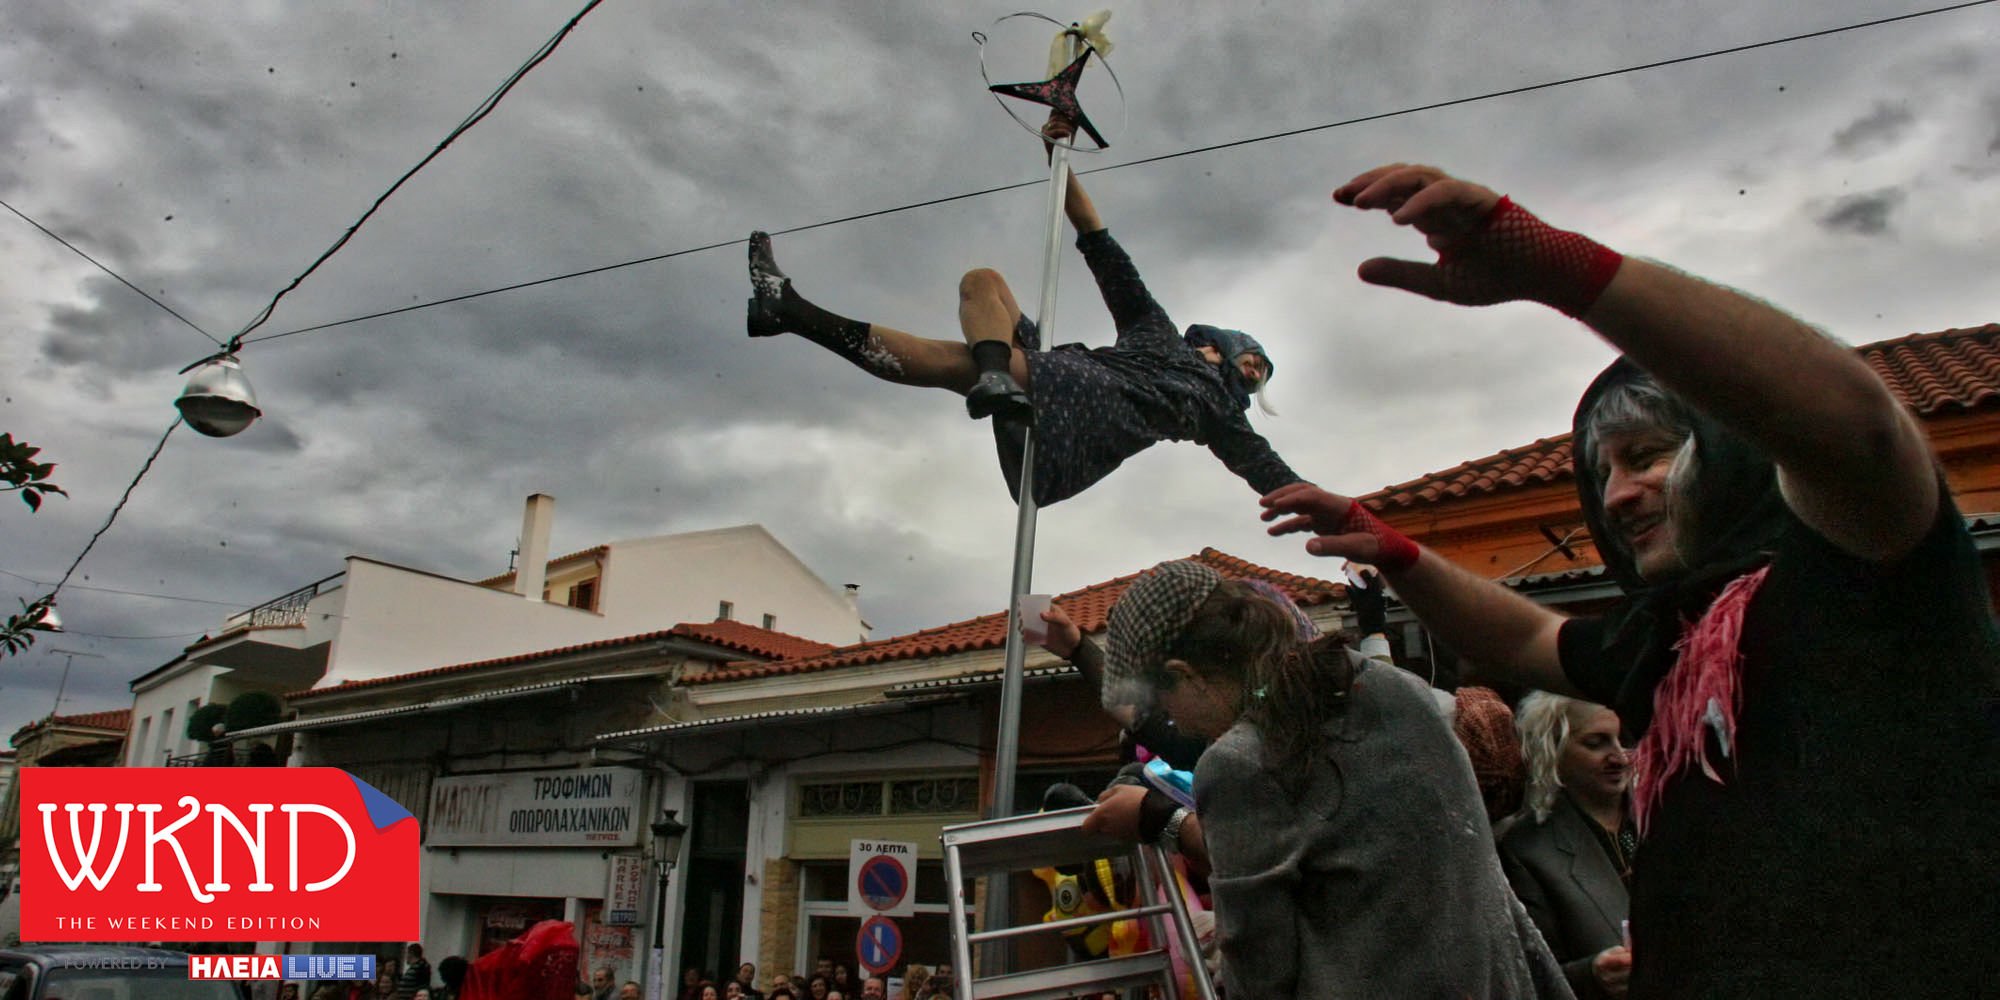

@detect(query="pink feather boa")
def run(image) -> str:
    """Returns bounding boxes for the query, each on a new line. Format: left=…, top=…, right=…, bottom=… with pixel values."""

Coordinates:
left=1630, top=565, right=1772, bottom=836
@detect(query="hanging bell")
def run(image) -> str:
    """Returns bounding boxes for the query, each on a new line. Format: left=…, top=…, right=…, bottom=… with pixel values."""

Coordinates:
left=34, top=602, right=61, bottom=633
left=176, top=355, right=262, bottom=437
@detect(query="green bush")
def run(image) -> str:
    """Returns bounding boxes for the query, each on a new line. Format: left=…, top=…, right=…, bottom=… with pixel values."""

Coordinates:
left=224, top=691, right=284, bottom=732
left=186, top=702, right=230, bottom=742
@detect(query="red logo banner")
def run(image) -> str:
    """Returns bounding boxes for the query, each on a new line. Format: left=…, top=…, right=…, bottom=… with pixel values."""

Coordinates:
left=20, top=768, right=419, bottom=941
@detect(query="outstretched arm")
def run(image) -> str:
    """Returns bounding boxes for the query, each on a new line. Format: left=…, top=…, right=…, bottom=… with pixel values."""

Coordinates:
left=1332, top=164, right=1937, bottom=564
left=1207, top=411, right=1305, bottom=496
left=1044, top=116, right=1105, bottom=234
left=1262, top=482, right=1578, bottom=696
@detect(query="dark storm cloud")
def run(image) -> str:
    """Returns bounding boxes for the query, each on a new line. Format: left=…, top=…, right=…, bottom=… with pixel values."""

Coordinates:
left=1816, top=188, right=1905, bottom=235
left=1830, top=102, right=1914, bottom=156
left=3, top=0, right=1994, bottom=744
left=40, top=275, right=213, bottom=374
left=222, top=414, right=305, bottom=454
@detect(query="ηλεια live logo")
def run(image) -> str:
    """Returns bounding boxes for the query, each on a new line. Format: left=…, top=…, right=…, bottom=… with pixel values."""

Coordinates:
left=20, top=768, right=418, bottom=941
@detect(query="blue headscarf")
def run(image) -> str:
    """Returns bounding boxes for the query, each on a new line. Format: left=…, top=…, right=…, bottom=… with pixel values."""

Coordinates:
left=1183, top=324, right=1272, bottom=410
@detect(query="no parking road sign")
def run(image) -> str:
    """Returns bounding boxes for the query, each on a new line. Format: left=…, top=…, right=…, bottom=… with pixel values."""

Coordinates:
left=847, top=839, right=916, bottom=917
left=856, top=915, right=903, bottom=977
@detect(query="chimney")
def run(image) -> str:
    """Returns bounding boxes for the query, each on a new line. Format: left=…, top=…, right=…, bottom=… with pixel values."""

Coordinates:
left=516, top=494, right=555, bottom=600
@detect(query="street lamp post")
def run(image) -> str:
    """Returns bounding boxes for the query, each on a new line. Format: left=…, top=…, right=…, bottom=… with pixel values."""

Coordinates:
left=649, top=809, right=689, bottom=1000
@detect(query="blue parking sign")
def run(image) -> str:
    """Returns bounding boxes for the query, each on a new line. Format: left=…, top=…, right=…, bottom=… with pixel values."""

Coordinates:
left=856, top=915, right=903, bottom=976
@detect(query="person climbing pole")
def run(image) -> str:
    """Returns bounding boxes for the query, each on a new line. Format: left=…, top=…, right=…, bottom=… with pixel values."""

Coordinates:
left=746, top=115, right=1304, bottom=506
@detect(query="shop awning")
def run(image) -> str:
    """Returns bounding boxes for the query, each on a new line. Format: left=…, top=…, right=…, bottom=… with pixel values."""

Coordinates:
left=229, top=670, right=661, bottom=739
left=591, top=692, right=965, bottom=744
left=883, top=664, right=1079, bottom=696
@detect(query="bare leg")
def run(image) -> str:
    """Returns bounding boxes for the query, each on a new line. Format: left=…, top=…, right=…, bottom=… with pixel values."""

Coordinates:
left=748, top=235, right=1031, bottom=412
left=958, top=268, right=1033, bottom=386
left=747, top=232, right=979, bottom=389
left=957, top=268, right=1034, bottom=421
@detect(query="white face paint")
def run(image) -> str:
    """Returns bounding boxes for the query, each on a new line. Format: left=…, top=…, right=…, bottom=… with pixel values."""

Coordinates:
left=1234, top=352, right=1266, bottom=388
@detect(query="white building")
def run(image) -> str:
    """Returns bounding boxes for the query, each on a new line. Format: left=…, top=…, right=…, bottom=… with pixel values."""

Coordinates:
left=230, top=616, right=840, bottom=988
left=125, top=496, right=869, bottom=767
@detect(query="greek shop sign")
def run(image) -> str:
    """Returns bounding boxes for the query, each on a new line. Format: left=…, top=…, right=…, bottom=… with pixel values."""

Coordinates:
left=428, top=767, right=645, bottom=847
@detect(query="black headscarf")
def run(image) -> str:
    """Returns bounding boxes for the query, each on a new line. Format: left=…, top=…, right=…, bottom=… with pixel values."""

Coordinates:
left=1569, top=358, right=1793, bottom=736
left=1183, top=324, right=1271, bottom=410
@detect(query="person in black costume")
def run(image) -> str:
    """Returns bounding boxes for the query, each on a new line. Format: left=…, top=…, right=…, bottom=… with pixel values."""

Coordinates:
left=1262, top=162, right=2000, bottom=998
left=746, top=118, right=1301, bottom=507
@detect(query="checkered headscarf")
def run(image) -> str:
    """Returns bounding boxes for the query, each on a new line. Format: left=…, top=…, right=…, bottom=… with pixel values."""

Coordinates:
left=1103, top=560, right=1224, bottom=712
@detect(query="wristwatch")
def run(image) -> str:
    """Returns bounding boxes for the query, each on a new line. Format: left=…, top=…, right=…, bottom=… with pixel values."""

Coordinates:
left=1158, top=807, right=1190, bottom=852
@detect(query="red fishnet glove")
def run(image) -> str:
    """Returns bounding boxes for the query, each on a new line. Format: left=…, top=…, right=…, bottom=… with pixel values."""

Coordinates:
left=1341, top=503, right=1420, bottom=573
left=1429, top=197, right=1624, bottom=318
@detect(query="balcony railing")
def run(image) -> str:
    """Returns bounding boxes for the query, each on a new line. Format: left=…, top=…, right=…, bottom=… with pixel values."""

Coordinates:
left=223, top=572, right=344, bottom=632
left=163, top=742, right=285, bottom=767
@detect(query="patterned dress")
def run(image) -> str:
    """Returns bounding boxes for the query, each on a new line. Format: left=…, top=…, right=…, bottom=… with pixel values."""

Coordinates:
left=994, top=229, right=1302, bottom=506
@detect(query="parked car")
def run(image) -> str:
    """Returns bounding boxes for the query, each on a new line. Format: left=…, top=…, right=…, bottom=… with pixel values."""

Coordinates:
left=0, top=946, right=247, bottom=999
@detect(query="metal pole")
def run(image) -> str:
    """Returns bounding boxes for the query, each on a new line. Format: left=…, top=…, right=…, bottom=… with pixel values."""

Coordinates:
left=981, top=38, right=1080, bottom=976
left=650, top=863, right=673, bottom=1000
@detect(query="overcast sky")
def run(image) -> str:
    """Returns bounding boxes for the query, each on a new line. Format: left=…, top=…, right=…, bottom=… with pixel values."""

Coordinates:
left=3, top=1, right=1995, bottom=739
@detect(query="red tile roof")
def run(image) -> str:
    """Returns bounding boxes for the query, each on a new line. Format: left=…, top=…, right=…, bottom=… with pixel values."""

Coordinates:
left=474, top=545, right=609, bottom=588
left=1364, top=323, right=2000, bottom=510
left=1365, top=435, right=1576, bottom=510
left=668, top=620, right=837, bottom=660
left=1859, top=324, right=2000, bottom=416
left=292, top=620, right=832, bottom=700
left=25, top=709, right=133, bottom=733
left=684, top=548, right=1345, bottom=686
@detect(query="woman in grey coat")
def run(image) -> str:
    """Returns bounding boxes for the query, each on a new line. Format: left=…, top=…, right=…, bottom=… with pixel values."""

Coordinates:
left=1094, top=559, right=1571, bottom=999
left=1498, top=693, right=1636, bottom=999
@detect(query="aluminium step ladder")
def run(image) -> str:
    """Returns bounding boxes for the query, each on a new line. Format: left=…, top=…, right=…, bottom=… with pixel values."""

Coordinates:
left=941, top=805, right=1218, bottom=1000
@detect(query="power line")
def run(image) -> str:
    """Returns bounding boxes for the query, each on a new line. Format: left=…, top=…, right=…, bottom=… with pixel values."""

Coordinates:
left=58, top=628, right=214, bottom=641
left=221, top=0, right=608, bottom=350
left=0, top=567, right=258, bottom=609
left=1091, top=0, right=1999, bottom=174
left=0, top=197, right=222, bottom=347
left=6, top=0, right=612, bottom=645
left=246, top=0, right=1997, bottom=346
left=10, top=1, right=1989, bottom=628
left=49, top=418, right=181, bottom=602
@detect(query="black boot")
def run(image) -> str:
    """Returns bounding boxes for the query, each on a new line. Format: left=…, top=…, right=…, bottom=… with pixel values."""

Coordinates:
left=965, top=339, right=1033, bottom=424
left=745, top=231, right=793, bottom=338
left=745, top=232, right=900, bottom=376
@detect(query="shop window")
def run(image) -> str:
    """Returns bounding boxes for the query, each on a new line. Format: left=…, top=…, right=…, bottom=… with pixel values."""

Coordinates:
left=799, top=781, right=884, bottom=818
left=475, top=897, right=567, bottom=956
left=799, top=777, right=982, bottom=819
left=889, top=777, right=981, bottom=816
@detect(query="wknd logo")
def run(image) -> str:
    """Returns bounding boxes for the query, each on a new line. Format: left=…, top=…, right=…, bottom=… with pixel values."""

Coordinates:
left=21, top=768, right=418, bottom=942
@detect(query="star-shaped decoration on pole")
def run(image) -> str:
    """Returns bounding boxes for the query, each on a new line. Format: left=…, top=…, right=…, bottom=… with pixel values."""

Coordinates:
left=988, top=46, right=1108, bottom=149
